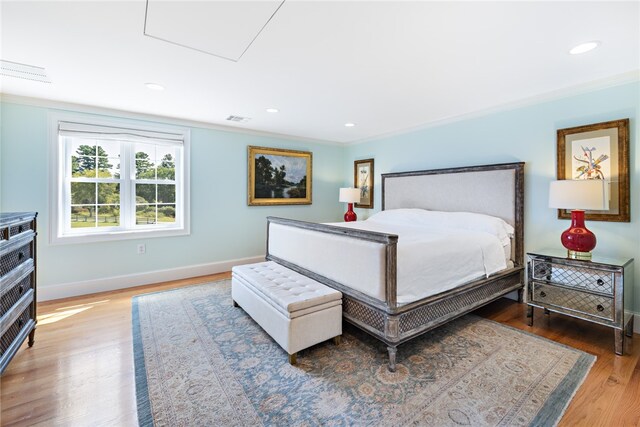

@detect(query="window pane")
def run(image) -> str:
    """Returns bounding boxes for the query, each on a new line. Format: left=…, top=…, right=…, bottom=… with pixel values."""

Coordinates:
left=99, top=157, right=120, bottom=178
left=96, top=141, right=120, bottom=158
left=70, top=140, right=99, bottom=178
left=71, top=182, right=96, bottom=204
left=97, top=206, right=120, bottom=227
left=158, top=204, right=176, bottom=223
left=72, top=155, right=97, bottom=178
left=98, top=183, right=120, bottom=204
left=70, top=206, right=97, bottom=228
left=136, top=205, right=156, bottom=225
left=134, top=143, right=156, bottom=158
left=156, top=184, right=175, bottom=203
left=135, top=144, right=156, bottom=179
left=136, top=161, right=155, bottom=179
left=70, top=139, right=97, bottom=158
left=136, top=184, right=156, bottom=203
left=157, top=164, right=174, bottom=180
left=156, top=147, right=176, bottom=180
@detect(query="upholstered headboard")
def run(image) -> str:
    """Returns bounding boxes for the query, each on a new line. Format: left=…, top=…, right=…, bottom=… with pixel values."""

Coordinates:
left=382, top=162, right=525, bottom=265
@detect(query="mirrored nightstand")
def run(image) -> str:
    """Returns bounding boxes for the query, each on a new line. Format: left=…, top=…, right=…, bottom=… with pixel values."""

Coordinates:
left=527, top=249, right=634, bottom=355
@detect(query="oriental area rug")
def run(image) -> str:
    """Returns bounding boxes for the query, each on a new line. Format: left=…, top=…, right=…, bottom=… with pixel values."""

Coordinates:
left=133, top=280, right=594, bottom=427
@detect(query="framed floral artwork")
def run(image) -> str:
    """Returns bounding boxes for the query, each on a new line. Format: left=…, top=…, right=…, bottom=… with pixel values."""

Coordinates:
left=354, top=158, right=374, bottom=209
left=557, top=119, right=629, bottom=222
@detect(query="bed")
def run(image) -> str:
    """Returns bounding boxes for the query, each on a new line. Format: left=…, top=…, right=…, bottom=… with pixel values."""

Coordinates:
left=265, top=162, right=525, bottom=371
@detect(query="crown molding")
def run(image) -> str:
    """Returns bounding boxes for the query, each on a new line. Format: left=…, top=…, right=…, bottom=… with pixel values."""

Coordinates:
left=346, top=70, right=640, bottom=146
left=0, top=93, right=341, bottom=147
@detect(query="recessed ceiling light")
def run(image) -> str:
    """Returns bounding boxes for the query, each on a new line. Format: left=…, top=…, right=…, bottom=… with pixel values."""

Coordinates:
left=569, top=41, right=600, bottom=55
left=145, top=82, right=165, bottom=91
left=344, top=123, right=356, bottom=127
left=266, top=108, right=279, bottom=113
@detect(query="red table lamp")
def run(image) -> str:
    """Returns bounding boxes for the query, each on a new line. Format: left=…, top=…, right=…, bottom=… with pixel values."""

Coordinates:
left=549, top=179, right=608, bottom=260
left=339, top=188, right=361, bottom=222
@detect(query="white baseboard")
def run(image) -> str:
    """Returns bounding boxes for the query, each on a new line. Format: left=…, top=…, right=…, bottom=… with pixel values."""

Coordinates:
left=38, top=255, right=265, bottom=301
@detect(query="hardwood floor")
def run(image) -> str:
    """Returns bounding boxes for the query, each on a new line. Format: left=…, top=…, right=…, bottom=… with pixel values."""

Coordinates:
left=1, top=274, right=638, bottom=426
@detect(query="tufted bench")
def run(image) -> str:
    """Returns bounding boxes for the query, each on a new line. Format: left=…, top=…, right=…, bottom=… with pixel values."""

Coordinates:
left=231, top=261, right=342, bottom=364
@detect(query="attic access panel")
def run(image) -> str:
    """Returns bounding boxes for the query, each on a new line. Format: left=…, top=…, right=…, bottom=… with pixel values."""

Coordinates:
left=144, top=0, right=285, bottom=62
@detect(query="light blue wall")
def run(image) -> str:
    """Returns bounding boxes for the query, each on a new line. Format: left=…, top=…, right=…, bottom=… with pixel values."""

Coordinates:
left=0, top=102, right=345, bottom=288
left=345, top=81, right=639, bottom=312
left=2, top=81, right=638, bottom=311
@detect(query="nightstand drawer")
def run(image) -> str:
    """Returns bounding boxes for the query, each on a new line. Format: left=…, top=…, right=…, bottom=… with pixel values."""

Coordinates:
left=531, top=283, right=614, bottom=321
left=531, top=259, right=614, bottom=295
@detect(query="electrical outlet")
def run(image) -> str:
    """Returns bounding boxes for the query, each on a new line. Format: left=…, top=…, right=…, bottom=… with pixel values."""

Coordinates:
left=137, top=244, right=146, bottom=254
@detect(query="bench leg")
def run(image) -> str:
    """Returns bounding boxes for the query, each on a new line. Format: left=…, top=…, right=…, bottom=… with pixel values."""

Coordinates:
left=288, top=353, right=297, bottom=365
left=333, top=336, right=341, bottom=346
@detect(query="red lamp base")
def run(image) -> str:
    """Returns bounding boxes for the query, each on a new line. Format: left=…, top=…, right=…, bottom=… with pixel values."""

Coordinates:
left=561, top=210, right=596, bottom=260
left=344, top=203, right=357, bottom=222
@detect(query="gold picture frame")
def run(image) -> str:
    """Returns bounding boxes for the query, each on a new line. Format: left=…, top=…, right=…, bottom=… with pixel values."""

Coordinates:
left=248, top=146, right=312, bottom=206
left=354, top=158, right=374, bottom=209
left=557, top=118, right=629, bottom=222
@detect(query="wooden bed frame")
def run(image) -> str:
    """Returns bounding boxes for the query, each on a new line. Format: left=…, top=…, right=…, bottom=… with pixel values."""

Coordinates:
left=266, top=162, right=525, bottom=371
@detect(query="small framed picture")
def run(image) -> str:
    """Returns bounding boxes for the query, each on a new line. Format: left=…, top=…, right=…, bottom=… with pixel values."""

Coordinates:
left=557, top=119, right=629, bottom=222
left=354, top=158, right=374, bottom=209
left=248, top=146, right=312, bottom=206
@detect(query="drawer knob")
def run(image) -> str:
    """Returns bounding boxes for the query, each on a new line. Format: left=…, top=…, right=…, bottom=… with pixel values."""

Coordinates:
left=596, top=279, right=604, bottom=286
left=597, top=304, right=604, bottom=312
left=18, top=225, right=24, bottom=233
left=540, top=291, right=547, bottom=298
left=18, top=252, right=25, bottom=260
left=18, top=285, right=24, bottom=294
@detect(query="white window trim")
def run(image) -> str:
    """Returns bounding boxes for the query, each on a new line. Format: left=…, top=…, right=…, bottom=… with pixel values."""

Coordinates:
left=48, top=112, right=191, bottom=245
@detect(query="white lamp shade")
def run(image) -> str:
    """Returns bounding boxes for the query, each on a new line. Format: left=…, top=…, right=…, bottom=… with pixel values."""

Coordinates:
left=339, top=187, right=361, bottom=203
left=549, top=179, right=608, bottom=210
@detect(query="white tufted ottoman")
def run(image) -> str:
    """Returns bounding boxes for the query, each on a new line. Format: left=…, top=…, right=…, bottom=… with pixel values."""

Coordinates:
left=231, top=261, right=342, bottom=364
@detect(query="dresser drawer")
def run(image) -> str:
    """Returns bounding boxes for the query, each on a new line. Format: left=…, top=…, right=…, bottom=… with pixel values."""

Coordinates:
left=531, top=259, right=614, bottom=295
left=0, top=219, right=35, bottom=242
left=0, top=304, right=34, bottom=358
left=0, top=242, right=33, bottom=277
left=531, top=282, right=614, bottom=321
left=1, top=275, right=33, bottom=317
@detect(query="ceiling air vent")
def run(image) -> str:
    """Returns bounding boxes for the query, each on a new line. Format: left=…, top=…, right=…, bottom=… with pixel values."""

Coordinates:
left=226, top=115, right=251, bottom=123
left=0, top=60, right=51, bottom=83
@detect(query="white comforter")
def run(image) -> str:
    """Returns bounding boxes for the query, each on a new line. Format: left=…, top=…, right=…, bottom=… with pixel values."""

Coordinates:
left=329, top=217, right=508, bottom=304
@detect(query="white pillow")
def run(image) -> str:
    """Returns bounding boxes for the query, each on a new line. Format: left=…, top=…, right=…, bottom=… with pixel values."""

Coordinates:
left=368, top=208, right=514, bottom=246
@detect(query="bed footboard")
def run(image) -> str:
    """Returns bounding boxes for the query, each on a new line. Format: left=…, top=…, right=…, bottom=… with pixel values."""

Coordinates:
left=267, top=216, right=399, bottom=309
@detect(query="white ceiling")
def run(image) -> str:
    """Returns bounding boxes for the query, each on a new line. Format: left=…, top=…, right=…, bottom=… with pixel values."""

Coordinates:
left=1, top=1, right=638, bottom=144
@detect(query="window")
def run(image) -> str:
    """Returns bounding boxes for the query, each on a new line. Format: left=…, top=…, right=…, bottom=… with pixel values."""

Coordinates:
left=49, top=114, right=190, bottom=244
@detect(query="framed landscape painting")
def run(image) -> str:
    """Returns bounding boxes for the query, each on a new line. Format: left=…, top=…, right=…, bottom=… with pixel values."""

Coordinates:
left=354, top=158, right=374, bottom=209
left=248, top=146, right=312, bottom=206
left=557, top=118, right=629, bottom=222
